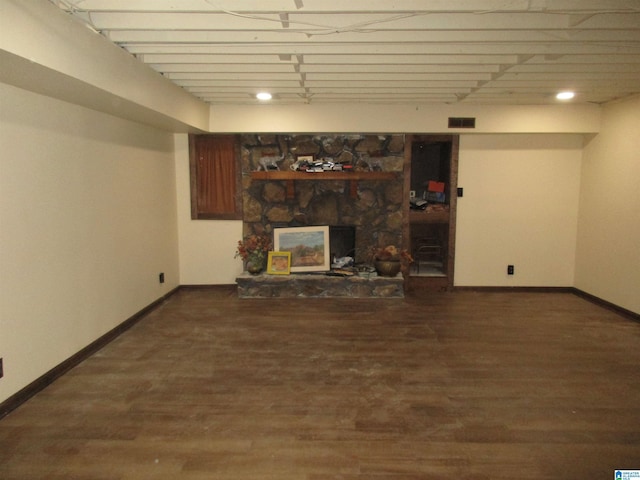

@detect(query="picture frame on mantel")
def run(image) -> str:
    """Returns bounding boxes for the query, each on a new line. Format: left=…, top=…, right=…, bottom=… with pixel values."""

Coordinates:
left=266, top=251, right=291, bottom=275
left=273, top=226, right=330, bottom=273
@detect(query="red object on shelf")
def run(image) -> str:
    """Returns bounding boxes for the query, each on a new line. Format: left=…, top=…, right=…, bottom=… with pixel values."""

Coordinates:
left=428, top=181, right=445, bottom=192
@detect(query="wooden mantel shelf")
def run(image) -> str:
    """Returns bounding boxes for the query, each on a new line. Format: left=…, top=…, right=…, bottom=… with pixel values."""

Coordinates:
left=250, top=170, right=398, bottom=198
left=250, top=171, right=397, bottom=181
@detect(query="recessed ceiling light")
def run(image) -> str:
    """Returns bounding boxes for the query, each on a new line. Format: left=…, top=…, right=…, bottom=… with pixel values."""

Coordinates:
left=556, top=91, right=575, bottom=100
left=256, top=92, right=272, bottom=101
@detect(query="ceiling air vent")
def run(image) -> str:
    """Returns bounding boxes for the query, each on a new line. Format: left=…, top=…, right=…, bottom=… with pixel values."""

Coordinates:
left=448, top=117, right=476, bottom=129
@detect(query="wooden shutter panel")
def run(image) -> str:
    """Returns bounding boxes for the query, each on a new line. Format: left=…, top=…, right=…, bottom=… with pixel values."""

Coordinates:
left=190, top=135, right=241, bottom=219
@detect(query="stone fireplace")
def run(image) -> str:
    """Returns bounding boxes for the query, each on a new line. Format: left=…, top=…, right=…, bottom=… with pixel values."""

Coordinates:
left=240, top=134, right=406, bottom=264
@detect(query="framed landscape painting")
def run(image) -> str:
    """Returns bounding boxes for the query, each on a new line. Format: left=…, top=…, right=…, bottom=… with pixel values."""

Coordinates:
left=273, top=226, right=330, bottom=273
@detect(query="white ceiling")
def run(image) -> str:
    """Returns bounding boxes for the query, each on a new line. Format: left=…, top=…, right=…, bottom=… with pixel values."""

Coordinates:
left=53, top=0, right=640, bottom=106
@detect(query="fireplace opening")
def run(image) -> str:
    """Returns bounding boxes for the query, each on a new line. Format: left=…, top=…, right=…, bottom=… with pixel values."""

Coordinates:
left=329, top=225, right=356, bottom=262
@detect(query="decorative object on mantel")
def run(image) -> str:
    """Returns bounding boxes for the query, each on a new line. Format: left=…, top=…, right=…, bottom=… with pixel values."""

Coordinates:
left=235, top=234, right=273, bottom=275
left=371, top=245, right=413, bottom=277
left=266, top=251, right=291, bottom=275
left=258, top=154, right=287, bottom=171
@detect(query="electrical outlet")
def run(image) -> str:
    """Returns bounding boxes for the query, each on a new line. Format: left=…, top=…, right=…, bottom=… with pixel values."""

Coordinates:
left=159, top=272, right=165, bottom=284
left=507, top=265, right=514, bottom=275
left=457, top=187, right=464, bottom=197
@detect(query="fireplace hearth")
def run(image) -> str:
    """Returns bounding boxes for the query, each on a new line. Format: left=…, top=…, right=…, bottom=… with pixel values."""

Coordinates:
left=236, top=271, right=404, bottom=298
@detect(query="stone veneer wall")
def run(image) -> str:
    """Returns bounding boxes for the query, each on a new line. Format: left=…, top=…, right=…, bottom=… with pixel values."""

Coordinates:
left=240, top=134, right=406, bottom=263
left=236, top=272, right=404, bottom=298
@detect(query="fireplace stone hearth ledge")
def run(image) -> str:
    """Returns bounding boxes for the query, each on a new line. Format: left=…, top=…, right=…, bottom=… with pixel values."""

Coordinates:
left=236, top=272, right=404, bottom=298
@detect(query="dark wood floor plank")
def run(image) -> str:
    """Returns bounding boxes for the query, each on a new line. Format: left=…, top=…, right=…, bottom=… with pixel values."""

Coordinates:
left=1, top=288, right=639, bottom=479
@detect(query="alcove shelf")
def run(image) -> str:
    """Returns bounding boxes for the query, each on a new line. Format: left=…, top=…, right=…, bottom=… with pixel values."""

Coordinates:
left=250, top=170, right=398, bottom=199
left=408, top=209, right=450, bottom=224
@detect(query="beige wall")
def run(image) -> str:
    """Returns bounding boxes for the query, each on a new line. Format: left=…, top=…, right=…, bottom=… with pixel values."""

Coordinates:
left=0, top=0, right=209, bottom=133
left=178, top=131, right=584, bottom=288
left=575, top=95, right=640, bottom=313
left=0, top=83, right=180, bottom=403
left=209, top=103, right=600, bottom=134
left=455, top=134, right=583, bottom=286
left=174, top=135, right=243, bottom=285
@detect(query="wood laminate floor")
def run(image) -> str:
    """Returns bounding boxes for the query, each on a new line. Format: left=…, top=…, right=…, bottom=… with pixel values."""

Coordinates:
left=1, top=287, right=639, bottom=479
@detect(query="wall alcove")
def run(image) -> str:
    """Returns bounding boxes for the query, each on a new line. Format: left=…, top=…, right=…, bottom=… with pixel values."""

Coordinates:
left=403, top=135, right=459, bottom=292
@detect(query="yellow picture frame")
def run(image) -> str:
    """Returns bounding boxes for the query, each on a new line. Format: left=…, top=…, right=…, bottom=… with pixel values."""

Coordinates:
left=266, top=251, right=291, bottom=275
